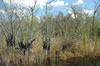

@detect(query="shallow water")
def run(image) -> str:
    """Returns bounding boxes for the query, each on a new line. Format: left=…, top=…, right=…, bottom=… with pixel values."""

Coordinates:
left=0, top=56, right=100, bottom=66
left=66, top=56, right=100, bottom=66
left=27, top=56, right=100, bottom=66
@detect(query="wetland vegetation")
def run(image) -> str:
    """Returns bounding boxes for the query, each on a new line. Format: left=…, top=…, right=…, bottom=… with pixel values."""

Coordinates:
left=0, top=0, right=100, bottom=66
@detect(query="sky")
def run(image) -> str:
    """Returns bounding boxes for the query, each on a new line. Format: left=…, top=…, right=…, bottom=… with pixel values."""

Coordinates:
left=0, top=0, right=96, bottom=16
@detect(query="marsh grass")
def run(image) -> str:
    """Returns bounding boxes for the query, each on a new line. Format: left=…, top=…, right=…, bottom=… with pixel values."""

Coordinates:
left=0, top=34, right=100, bottom=66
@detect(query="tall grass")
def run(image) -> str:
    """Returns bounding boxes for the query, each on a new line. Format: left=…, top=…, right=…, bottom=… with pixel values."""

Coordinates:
left=82, top=37, right=86, bottom=50
left=93, top=25, right=98, bottom=52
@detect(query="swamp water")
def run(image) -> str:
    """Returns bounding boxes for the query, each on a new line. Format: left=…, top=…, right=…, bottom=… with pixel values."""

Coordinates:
left=0, top=56, right=100, bottom=66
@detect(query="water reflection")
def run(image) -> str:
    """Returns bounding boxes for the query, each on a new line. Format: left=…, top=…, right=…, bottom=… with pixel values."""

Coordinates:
left=0, top=56, right=100, bottom=66
left=66, top=57, right=100, bottom=66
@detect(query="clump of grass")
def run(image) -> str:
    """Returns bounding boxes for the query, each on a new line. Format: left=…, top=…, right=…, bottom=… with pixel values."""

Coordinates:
left=61, top=40, right=75, bottom=52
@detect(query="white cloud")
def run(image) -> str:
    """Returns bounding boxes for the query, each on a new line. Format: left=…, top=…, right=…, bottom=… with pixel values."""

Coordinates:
left=0, top=10, right=6, bottom=14
left=37, top=0, right=47, bottom=8
left=65, top=3, right=69, bottom=6
left=68, top=9, right=94, bottom=15
left=68, top=10, right=76, bottom=18
left=77, top=0, right=83, bottom=4
left=67, top=9, right=94, bottom=18
left=0, top=9, right=29, bottom=16
left=3, top=0, right=48, bottom=8
left=68, top=11, right=72, bottom=14
left=83, top=9, right=94, bottom=14
left=2, top=0, right=49, bottom=16
left=72, top=0, right=83, bottom=6
left=50, top=0, right=65, bottom=6
left=49, top=0, right=69, bottom=7
left=3, top=0, right=69, bottom=8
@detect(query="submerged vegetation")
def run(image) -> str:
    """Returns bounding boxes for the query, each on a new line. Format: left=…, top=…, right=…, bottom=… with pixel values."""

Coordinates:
left=0, top=0, right=100, bottom=66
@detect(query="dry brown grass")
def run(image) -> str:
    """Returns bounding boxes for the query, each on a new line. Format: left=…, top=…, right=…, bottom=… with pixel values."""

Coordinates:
left=0, top=36, right=100, bottom=65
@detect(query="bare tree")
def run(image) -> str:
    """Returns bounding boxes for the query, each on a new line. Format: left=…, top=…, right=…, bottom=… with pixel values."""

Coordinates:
left=91, top=0, right=100, bottom=35
left=40, top=0, right=54, bottom=54
left=18, top=0, right=37, bottom=55
left=70, top=6, right=83, bottom=32
left=1, top=0, right=38, bottom=55
left=1, top=0, right=20, bottom=48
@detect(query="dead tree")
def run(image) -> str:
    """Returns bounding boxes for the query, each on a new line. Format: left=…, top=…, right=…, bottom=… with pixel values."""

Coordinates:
left=6, top=33, right=15, bottom=47
left=18, top=39, right=35, bottom=55
left=40, top=16, right=53, bottom=54
left=17, top=16, right=36, bottom=55
left=17, top=0, right=37, bottom=55
left=40, top=19, right=51, bottom=54
left=1, top=0, right=20, bottom=48
left=92, top=1, right=100, bottom=35
left=70, top=6, right=82, bottom=32
left=42, top=36, right=51, bottom=54
left=40, top=0, right=54, bottom=54
left=2, top=0, right=28, bottom=48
